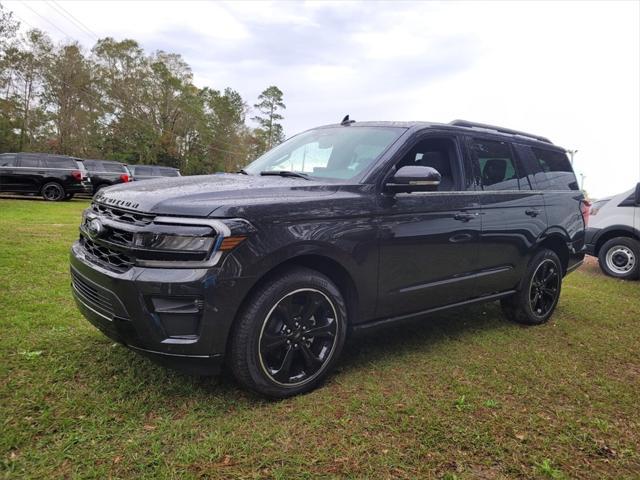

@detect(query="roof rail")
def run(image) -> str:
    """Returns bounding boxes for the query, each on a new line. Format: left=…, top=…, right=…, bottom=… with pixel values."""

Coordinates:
left=449, top=119, right=552, bottom=144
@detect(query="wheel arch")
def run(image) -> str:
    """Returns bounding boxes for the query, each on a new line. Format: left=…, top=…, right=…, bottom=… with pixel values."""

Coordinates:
left=537, top=233, right=571, bottom=275
left=224, top=252, right=362, bottom=356
left=593, top=226, right=640, bottom=257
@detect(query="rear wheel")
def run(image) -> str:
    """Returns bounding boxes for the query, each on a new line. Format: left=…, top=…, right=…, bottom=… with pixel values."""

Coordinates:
left=501, top=249, right=562, bottom=325
left=598, top=237, right=639, bottom=280
left=41, top=182, right=65, bottom=201
left=229, top=267, right=347, bottom=398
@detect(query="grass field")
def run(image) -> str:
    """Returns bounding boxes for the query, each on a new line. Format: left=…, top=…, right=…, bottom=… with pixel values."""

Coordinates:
left=1, top=197, right=639, bottom=479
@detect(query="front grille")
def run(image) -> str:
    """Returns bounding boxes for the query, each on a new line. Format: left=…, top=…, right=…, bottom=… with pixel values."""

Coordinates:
left=106, top=228, right=134, bottom=247
left=92, top=203, right=154, bottom=226
left=80, top=237, right=135, bottom=273
left=71, top=270, right=115, bottom=317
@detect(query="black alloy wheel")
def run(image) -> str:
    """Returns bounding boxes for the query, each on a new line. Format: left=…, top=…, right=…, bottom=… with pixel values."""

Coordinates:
left=528, top=259, right=560, bottom=318
left=229, top=267, right=347, bottom=398
left=259, top=288, right=338, bottom=386
left=501, top=249, right=563, bottom=325
left=41, top=182, right=65, bottom=201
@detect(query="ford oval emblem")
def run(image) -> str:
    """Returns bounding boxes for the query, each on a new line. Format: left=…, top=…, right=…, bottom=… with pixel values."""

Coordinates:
left=87, top=218, right=104, bottom=238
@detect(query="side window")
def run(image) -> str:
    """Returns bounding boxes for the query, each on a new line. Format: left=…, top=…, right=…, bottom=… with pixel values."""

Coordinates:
left=531, top=147, right=578, bottom=191
left=103, top=162, right=125, bottom=173
left=395, top=137, right=460, bottom=191
left=0, top=154, right=16, bottom=167
left=18, top=155, right=43, bottom=168
left=135, top=166, right=153, bottom=175
left=470, top=139, right=529, bottom=191
left=44, top=156, right=76, bottom=169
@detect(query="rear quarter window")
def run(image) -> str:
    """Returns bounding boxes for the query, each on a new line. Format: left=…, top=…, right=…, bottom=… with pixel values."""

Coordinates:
left=102, top=162, right=126, bottom=173
left=530, top=147, right=579, bottom=191
left=134, top=166, right=153, bottom=175
left=0, top=154, right=16, bottom=167
left=44, top=156, right=77, bottom=169
left=156, top=167, right=179, bottom=177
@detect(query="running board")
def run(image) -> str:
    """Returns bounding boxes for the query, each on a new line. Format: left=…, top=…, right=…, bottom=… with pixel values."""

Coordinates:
left=353, top=290, right=516, bottom=332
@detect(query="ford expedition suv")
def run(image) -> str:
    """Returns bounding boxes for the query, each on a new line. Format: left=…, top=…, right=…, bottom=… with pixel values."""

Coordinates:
left=70, top=119, right=587, bottom=398
left=1, top=153, right=92, bottom=200
left=83, top=159, right=132, bottom=195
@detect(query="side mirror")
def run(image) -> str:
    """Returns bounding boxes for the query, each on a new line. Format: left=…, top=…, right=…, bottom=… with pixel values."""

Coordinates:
left=386, top=166, right=441, bottom=193
left=635, top=182, right=640, bottom=205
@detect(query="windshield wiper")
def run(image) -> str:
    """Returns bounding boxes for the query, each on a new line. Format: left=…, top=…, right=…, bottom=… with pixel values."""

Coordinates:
left=237, top=168, right=250, bottom=175
left=260, top=170, right=311, bottom=180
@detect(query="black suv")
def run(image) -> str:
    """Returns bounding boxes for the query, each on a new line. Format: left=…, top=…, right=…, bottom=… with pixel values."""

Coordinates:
left=70, top=119, right=587, bottom=397
left=128, top=165, right=181, bottom=181
left=0, top=153, right=92, bottom=200
left=83, top=159, right=132, bottom=194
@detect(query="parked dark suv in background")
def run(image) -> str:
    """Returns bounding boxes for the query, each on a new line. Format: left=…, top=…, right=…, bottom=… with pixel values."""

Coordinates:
left=0, top=153, right=92, bottom=201
left=70, top=119, right=587, bottom=397
left=128, top=165, right=180, bottom=181
left=83, top=159, right=132, bottom=194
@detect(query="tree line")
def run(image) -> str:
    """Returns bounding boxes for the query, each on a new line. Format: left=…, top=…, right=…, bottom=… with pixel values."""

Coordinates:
left=0, top=4, right=286, bottom=174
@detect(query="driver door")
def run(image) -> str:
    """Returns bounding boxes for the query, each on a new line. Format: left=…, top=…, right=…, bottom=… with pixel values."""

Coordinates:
left=375, top=134, right=482, bottom=318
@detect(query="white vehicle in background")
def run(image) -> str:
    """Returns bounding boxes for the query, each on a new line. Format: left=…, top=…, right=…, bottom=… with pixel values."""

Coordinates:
left=585, top=183, right=640, bottom=280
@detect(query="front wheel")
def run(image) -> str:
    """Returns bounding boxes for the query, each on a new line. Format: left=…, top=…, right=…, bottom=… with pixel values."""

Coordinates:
left=598, top=237, right=639, bottom=280
left=501, top=249, right=562, bottom=325
left=229, top=267, right=347, bottom=398
left=41, top=182, right=65, bottom=201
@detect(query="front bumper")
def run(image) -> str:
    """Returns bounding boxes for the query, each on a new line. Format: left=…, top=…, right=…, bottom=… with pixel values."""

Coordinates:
left=70, top=241, right=254, bottom=375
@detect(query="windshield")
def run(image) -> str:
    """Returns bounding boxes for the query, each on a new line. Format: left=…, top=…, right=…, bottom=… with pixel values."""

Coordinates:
left=244, top=126, right=405, bottom=180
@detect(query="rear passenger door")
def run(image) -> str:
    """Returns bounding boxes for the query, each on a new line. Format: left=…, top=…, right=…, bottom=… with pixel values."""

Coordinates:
left=16, top=154, right=46, bottom=193
left=465, top=137, right=548, bottom=294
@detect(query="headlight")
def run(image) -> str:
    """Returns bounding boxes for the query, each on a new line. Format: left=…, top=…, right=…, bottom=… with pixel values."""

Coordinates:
left=133, top=232, right=215, bottom=253
left=133, top=217, right=254, bottom=267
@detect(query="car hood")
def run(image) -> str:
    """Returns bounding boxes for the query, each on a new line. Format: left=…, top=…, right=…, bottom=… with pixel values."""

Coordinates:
left=94, top=173, right=338, bottom=216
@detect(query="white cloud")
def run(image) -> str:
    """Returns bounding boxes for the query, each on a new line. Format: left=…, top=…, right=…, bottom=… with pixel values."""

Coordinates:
left=5, top=0, right=639, bottom=197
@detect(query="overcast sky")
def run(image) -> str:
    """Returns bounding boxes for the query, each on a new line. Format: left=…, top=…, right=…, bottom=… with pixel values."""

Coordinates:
left=6, top=0, right=640, bottom=198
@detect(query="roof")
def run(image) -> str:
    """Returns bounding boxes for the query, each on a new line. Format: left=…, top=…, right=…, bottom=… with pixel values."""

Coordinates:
left=317, top=119, right=561, bottom=149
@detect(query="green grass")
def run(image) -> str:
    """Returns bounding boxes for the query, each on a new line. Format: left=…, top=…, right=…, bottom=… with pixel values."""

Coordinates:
left=1, top=198, right=639, bottom=479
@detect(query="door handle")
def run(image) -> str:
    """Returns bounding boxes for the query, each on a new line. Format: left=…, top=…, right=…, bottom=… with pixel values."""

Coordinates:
left=453, top=212, right=477, bottom=222
left=525, top=208, right=541, bottom=217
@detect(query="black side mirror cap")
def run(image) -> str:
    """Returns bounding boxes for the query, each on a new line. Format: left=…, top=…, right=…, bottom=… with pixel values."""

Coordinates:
left=386, top=166, right=441, bottom=193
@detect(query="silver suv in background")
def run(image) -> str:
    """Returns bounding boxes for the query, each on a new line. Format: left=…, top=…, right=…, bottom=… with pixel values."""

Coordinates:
left=586, top=183, right=640, bottom=279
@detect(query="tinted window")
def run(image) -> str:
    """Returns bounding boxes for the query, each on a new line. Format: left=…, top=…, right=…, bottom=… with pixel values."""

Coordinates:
left=44, top=156, right=76, bottom=169
left=0, top=154, right=16, bottom=167
left=19, top=155, right=43, bottom=168
left=103, top=162, right=126, bottom=173
left=530, top=148, right=578, bottom=190
left=134, top=166, right=153, bottom=175
left=156, top=167, right=179, bottom=177
left=83, top=160, right=100, bottom=171
left=396, top=137, right=460, bottom=191
left=470, top=139, right=530, bottom=191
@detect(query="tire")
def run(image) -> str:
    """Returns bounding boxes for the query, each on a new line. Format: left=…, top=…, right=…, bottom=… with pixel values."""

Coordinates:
left=598, top=237, right=640, bottom=280
left=229, top=267, right=348, bottom=398
left=501, top=249, right=563, bottom=325
left=41, top=182, right=65, bottom=201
